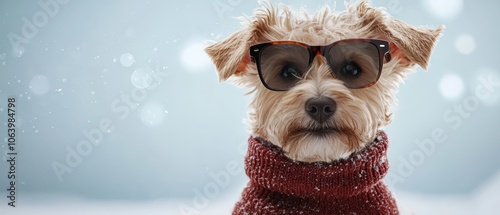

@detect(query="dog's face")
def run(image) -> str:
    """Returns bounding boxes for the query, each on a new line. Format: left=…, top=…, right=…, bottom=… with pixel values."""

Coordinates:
left=206, top=1, right=443, bottom=162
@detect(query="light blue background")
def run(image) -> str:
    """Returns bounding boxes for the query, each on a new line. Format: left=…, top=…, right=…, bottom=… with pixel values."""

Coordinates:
left=0, top=0, right=498, bottom=207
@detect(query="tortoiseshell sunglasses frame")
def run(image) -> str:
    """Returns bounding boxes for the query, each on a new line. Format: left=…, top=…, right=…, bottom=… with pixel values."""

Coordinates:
left=249, top=39, right=392, bottom=91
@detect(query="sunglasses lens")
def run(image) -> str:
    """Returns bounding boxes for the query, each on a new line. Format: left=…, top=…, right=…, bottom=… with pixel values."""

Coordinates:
left=258, top=44, right=310, bottom=91
left=327, top=41, right=381, bottom=88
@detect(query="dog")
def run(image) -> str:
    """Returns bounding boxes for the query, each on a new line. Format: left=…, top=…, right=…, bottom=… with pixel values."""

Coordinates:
left=206, top=1, right=443, bottom=214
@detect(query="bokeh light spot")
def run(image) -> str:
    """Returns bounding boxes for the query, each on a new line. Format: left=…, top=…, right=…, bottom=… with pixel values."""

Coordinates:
left=30, top=75, right=50, bottom=95
left=439, top=74, right=464, bottom=100
left=455, top=34, right=475, bottom=55
left=120, top=53, right=135, bottom=67
left=140, top=102, right=167, bottom=127
left=131, top=68, right=153, bottom=89
left=180, top=41, right=212, bottom=73
left=424, top=0, right=463, bottom=20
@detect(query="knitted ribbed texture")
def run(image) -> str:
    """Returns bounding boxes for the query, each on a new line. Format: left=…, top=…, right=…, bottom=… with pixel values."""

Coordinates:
left=233, top=131, right=399, bottom=215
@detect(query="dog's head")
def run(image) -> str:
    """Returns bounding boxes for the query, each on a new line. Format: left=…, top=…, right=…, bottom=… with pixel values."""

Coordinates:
left=206, top=1, right=443, bottom=162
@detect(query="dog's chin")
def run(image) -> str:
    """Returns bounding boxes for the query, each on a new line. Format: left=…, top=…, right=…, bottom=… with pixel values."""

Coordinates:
left=279, top=126, right=361, bottom=162
left=297, top=126, right=338, bottom=137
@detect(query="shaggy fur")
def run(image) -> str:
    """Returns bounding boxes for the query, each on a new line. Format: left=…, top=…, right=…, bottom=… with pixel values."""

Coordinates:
left=205, top=0, right=443, bottom=162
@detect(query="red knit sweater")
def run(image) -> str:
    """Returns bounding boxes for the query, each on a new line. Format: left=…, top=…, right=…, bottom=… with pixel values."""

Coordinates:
left=233, top=131, right=398, bottom=215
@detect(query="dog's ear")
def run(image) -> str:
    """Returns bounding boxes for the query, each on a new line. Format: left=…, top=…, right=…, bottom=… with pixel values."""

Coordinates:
left=379, top=19, right=444, bottom=70
left=355, top=1, right=444, bottom=70
left=205, top=29, right=255, bottom=82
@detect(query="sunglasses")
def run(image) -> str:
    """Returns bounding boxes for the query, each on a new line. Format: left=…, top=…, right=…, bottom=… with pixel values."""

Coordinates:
left=249, top=39, right=391, bottom=91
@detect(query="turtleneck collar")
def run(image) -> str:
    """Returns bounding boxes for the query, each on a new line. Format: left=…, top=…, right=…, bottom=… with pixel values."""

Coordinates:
left=233, top=131, right=399, bottom=214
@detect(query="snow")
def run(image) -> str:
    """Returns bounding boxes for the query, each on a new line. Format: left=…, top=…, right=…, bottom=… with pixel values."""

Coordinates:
left=398, top=171, right=500, bottom=215
left=2, top=171, right=499, bottom=215
left=0, top=183, right=244, bottom=215
left=12, top=45, right=25, bottom=58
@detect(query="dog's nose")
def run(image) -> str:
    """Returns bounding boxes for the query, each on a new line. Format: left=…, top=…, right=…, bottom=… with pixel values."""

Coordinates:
left=305, top=97, right=336, bottom=124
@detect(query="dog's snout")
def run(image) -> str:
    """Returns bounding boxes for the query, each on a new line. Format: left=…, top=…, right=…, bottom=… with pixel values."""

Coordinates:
left=305, top=97, right=336, bottom=123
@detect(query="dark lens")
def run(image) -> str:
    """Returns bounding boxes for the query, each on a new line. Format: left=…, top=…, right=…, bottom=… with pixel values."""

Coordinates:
left=259, top=44, right=310, bottom=91
left=326, top=41, right=380, bottom=88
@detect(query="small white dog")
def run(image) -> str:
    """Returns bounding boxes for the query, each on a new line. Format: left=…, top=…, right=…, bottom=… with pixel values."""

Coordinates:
left=206, top=1, right=443, bottom=214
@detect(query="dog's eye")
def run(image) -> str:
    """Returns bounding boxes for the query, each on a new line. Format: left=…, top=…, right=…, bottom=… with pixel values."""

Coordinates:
left=280, top=64, right=302, bottom=80
left=340, top=62, right=361, bottom=79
